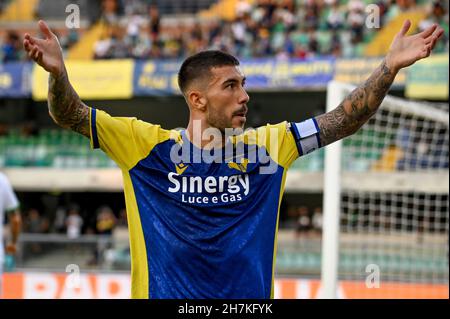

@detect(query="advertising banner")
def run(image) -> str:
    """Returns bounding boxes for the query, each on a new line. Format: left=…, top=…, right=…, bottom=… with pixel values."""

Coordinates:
left=32, top=60, right=134, bottom=100
left=0, top=62, right=32, bottom=98
left=133, top=58, right=336, bottom=96
left=2, top=273, right=448, bottom=299
left=406, top=54, right=448, bottom=100
left=133, top=60, right=181, bottom=96
left=334, top=57, right=406, bottom=87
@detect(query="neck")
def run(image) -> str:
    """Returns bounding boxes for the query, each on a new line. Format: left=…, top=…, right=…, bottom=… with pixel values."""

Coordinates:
left=185, top=118, right=225, bottom=149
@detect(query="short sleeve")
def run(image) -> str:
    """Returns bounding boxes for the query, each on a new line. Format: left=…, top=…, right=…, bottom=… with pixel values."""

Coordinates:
left=0, top=173, right=19, bottom=212
left=89, top=108, right=171, bottom=169
left=252, top=121, right=300, bottom=169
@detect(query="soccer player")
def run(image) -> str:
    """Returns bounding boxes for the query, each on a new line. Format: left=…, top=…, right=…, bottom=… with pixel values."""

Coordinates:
left=0, top=172, right=22, bottom=298
left=23, top=20, right=443, bottom=299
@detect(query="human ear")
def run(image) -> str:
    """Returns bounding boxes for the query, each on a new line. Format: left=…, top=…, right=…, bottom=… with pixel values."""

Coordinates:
left=188, top=91, right=207, bottom=111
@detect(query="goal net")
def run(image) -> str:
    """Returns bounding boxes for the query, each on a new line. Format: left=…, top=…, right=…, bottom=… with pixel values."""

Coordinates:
left=321, top=81, right=449, bottom=298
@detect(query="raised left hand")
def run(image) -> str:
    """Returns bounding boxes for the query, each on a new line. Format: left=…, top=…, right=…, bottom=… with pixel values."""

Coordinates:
left=386, top=20, right=444, bottom=72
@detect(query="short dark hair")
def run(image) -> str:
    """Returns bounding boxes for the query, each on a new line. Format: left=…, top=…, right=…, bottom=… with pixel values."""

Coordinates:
left=178, top=50, right=240, bottom=94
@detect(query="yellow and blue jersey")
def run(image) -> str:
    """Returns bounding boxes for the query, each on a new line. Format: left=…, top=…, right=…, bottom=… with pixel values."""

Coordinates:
left=89, top=108, right=321, bottom=299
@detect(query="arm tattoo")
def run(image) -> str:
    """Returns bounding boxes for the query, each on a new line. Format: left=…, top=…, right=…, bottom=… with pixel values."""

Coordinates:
left=48, top=70, right=90, bottom=138
left=316, top=59, right=396, bottom=147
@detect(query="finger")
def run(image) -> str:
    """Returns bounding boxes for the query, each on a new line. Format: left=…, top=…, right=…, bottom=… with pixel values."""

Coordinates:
left=38, top=20, right=54, bottom=39
left=36, top=50, right=43, bottom=63
left=426, top=35, right=437, bottom=50
left=431, top=38, right=438, bottom=51
left=424, top=44, right=432, bottom=58
left=424, top=33, right=434, bottom=44
left=23, top=39, right=32, bottom=51
left=420, top=23, right=438, bottom=39
left=34, top=48, right=41, bottom=60
left=425, top=28, right=444, bottom=48
left=24, top=33, right=44, bottom=46
left=29, top=47, right=38, bottom=60
left=399, top=19, right=411, bottom=36
left=28, top=46, right=37, bottom=57
left=432, top=28, right=445, bottom=48
left=24, top=39, right=39, bottom=52
left=24, top=33, right=35, bottom=44
left=28, top=51, right=35, bottom=60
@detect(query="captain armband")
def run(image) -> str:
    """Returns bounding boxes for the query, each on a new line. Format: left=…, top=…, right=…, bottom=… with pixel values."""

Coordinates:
left=289, top=118, right=322, bottom=156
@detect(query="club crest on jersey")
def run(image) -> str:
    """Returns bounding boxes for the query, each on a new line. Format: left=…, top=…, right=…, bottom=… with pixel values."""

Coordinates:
left=175, top=162, right=189, bottom=175
left=227, top=158, right=249, bottom=173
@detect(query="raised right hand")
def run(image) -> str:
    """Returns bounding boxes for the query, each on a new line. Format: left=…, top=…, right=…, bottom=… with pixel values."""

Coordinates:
left=23, top=20, right=65, bottom=76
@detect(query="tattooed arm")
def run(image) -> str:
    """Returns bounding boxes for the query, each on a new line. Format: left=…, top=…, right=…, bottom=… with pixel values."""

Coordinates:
left=316, top=20, right=444, bottom=147
left=23, top=20, right=90, bottom=138
left=316, top=59, right=394, bottom=146
left=47, top=70, right=90, bottom=137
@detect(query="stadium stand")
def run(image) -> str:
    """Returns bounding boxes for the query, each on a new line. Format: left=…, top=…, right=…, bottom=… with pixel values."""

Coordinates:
left=0, top=0, right=448, bottom=298
left=0, top=0, right=39, bottom=22
left=1, top=0, right=449, bottom=62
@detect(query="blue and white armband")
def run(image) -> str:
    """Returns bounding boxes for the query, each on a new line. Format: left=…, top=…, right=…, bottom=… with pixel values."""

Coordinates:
left=290, top=118, right=322, bottom=156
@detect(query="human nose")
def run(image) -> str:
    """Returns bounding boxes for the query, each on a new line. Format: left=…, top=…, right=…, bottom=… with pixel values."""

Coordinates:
left=239, top=87, right=250, bottom=104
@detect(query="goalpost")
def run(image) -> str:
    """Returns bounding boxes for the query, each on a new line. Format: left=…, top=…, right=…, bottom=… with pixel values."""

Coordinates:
left=320, top=81, right=449, bottom=299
